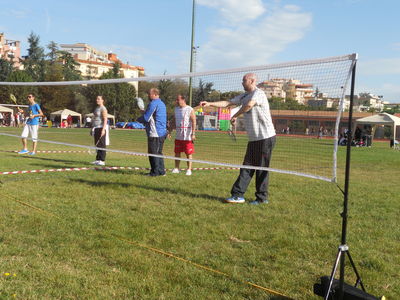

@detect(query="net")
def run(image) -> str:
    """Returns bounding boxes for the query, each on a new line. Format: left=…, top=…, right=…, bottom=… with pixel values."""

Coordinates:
left=0, top=54, right=357, bottom=182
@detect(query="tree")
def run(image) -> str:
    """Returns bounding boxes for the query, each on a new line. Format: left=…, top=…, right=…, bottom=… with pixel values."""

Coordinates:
left=57, top=50, right=82, bottom=81
left=193, top=79, right=214, bottom=107
left=46, top=41, right=59, bottom=63
left=0, top=70, right=36, bottom=106
left=0, top=58, right=15, bottom=81
left=38, top=64, right=75, bottom=114
left=23, top=32, right=46, bottom=81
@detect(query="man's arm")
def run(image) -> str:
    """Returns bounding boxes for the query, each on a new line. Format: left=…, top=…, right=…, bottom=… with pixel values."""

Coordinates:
left=190, top=109, right=196, bottom=141
left=230, top=99, right=256, bottom=125
left=199, top=100, right=236, bottom=108
left=142, top=101, right=157, bottom=122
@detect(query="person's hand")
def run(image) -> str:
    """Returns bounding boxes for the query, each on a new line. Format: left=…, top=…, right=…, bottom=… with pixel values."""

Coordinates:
left=191, top=133, right=196, bottom=141
left=230, top=116, right=237, bottom=126
left=101, top=128, right=106, bottom=137
left=167, top=133, right=172, bottom=140
left=199, top=101, right=209, bottom=107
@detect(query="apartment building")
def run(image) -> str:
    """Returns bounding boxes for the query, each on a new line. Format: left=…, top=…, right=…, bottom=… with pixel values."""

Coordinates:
left=0, top=33, right=21, bottom=68
left=60, top=43, right=144, bottom=93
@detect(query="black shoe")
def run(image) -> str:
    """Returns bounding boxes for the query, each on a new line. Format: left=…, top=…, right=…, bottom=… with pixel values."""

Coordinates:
left=248, top=200, right=269, bottom=205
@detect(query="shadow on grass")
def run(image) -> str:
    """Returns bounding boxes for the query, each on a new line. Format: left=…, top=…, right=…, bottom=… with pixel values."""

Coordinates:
left=70, top=178, right=133, bottom=188
left=68, top=175, right=224, bottom=203
left=135, top=183, right=224, bottom=203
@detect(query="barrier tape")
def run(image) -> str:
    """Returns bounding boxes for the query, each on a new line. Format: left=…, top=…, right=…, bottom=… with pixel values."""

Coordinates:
left=0, top=166, right=239, bottom=176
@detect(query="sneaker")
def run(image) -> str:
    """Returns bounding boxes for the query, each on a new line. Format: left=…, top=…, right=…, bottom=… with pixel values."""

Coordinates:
left=18, top=149, right=29, bottom=154
left=91, top=160, right=99, bottom=165
left=224, top=196, right=245, bottom=204
left=95, top=161, right=105, bottom=166
left=248, top=200, right=269, bottom=205
left=28, top=152, right=36, bottom=156
left=171, top=168, right=180, bottom=174
left=185, top=169, right=192, bottom=176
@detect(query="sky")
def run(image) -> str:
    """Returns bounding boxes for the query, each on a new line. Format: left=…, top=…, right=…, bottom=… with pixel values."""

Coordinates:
left=1, top=0, right=399, bottom=102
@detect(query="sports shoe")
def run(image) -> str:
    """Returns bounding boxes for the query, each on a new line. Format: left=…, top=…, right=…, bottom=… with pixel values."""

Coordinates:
left=95, top=161, right=105, bottom=166
left=185, top=169, right=192, bottom=176
left=248, top=200, right=269, bottom=205
left=171, top=168, right=180, bottom=174
left=91, top=160, right=99, bottom=165
left=18, top=149, right=29, bottom=154
left=224, top=196, right=245, bottom=203
left=28, top=152, right=36, bottom=156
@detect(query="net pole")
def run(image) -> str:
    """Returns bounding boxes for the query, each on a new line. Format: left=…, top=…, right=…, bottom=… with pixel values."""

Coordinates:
left=338, top=61, right=357, bottom=300
left=188, top=0, right=196, bottom=107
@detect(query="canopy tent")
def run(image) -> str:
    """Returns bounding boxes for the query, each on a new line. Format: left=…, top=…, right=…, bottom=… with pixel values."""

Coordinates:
left=50, top=109, right=82, bottom=125
left=85, top=113, right=115, bottom=126
left=354, top=113, right=400, bottom=141
left=0, top=105, right=14, bottom=113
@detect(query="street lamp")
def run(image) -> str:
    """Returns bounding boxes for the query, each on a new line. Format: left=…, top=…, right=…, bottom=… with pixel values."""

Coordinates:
left=188, top=0, right=196, bottom=107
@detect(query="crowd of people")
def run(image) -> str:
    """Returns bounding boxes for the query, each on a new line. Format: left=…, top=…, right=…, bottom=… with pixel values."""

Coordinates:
left=15, top=73, right=277, bottom=205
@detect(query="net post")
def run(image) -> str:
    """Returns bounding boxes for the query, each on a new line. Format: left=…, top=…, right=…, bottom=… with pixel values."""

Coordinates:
left=338, top=61, right=356, bottom=300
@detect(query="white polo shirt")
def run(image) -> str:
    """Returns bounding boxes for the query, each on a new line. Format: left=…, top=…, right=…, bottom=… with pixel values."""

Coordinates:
left=231, top=88, right=276, bottom=141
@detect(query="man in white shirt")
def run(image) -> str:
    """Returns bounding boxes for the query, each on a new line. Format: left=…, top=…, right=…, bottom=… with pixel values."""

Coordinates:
left=170, top=94, right=196, bottom=176
left=201, top=73, right=276, bottom=205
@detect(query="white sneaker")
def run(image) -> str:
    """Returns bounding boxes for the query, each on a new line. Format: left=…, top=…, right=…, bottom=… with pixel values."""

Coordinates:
left=95, top=161, right=105, bottom=166
left=185, top=169, right=192, bottom=176
left=91, top=160, right=99, bottom=164
left=171, top=168, right=180, bottom=174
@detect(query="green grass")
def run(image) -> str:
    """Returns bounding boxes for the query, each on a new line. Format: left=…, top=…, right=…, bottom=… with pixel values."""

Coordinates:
left=0, top=128, right=399, bottom=299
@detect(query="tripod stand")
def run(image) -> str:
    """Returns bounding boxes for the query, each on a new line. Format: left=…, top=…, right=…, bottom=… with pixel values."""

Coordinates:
left=324, top=59, right=367, bottom=300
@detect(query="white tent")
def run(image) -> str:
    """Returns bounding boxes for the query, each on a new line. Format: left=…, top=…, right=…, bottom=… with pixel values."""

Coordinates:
left=355, top=113, right=400, bottom=141
left=0, top=105, right=14, bottom=113
left=50, top=109, right=82, bottom=125
left=85, top=113, right=115, bottom=125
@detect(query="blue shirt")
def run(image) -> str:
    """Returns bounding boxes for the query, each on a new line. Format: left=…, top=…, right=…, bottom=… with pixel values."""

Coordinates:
left=137, top=98, right=167, bottom=137
left=26, top=103, right=41, bottom=125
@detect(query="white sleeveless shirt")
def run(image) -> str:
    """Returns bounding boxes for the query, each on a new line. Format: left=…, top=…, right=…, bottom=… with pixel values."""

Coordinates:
left=174, top=105, right=193, bottom=141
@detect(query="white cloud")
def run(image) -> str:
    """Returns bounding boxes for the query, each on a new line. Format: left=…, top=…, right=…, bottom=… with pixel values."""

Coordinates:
left=358, top=58, right=400, bottom=76
left=196, top=3, right=312, bottom=70
left=197, top=0, right=266, bottom=24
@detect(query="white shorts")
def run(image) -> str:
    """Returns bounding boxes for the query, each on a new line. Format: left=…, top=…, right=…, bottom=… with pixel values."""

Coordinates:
left=21, top=124, right=39, bottom=142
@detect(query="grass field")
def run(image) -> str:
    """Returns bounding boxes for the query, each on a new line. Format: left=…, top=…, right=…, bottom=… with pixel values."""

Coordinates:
left=0, top=127, right=399, bottom=299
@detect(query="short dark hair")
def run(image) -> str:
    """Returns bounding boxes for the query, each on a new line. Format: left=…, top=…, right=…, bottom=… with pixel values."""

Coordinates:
left=177, top=94, right=187, bottom=101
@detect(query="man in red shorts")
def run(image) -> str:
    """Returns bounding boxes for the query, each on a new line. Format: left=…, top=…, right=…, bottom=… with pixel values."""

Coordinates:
left=170, top=94, right=196, bottom=176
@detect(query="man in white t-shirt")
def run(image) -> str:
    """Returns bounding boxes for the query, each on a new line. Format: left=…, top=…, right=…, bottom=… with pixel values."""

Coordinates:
left=170, top=94, right=196, bottom=176
left=201, top=73, right=276, bottom=205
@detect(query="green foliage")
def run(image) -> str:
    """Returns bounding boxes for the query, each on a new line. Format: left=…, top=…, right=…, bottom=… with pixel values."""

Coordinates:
left=0, top=58, right=14, bottom=81
left=193, top=79, right=214, bottom=107
left=0, top=70, right=36, bottom=105
left=23, top=32, right=46, bottom=81
left=38, top=64, right=75, bottom=114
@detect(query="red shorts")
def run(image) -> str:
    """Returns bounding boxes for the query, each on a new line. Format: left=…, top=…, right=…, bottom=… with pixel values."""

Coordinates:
left=174, top=140, right=195, bottom=155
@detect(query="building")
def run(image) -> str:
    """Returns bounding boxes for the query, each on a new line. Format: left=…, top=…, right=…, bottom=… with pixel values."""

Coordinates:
left=60, top=43, right=144, bottom=93
left=0, top=33, right=21, bottom=68
left=257, top=78, right=287, bottom=98
left=284, top=79, right=314, bottom=104
left=345, top=93, right=385, bottom=112
left=257, top=78, right=314, bottom=104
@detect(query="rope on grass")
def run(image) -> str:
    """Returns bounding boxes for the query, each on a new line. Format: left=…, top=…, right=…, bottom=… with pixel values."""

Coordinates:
left=6, top=191, right=293, bottom=299
left=114, top=235, right=294, bottom=299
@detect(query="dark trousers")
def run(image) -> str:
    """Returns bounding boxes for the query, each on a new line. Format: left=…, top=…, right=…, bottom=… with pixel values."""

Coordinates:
left=231, top=136, right=276, bottom=202
left=94, top=128, right=106, bottom=161
left=148, top=136, right=166, bottom=176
